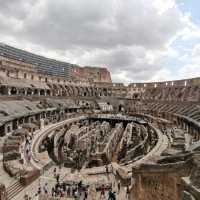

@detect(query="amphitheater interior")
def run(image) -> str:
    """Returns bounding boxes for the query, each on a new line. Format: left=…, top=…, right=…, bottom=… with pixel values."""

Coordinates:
left=0, top=43, right=199, bottom=200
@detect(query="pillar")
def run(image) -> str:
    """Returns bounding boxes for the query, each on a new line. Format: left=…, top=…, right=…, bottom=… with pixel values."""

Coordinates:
left=8, top=87, right=11, bottom=96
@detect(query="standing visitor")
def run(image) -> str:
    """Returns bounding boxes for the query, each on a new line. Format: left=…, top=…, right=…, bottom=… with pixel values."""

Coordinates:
left=56, top=173, right=60, bottom=183
left=51, top=187, right=55, bottom=197
left=100, top=184, right=105, bottom=199
left=118, top=180, right=121, bottom=193
left=83, top=188, right=88, bottom=200
left=105, top=165, right=109, bottom=175
left=53, top=167, right=57, bottom=178
left=126, top=186, right=130, bottom=200
left=43, top=183, right=48, bottom=194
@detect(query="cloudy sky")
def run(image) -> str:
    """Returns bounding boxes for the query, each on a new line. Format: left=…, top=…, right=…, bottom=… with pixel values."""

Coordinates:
left=0, top=0, right=200, bottom=83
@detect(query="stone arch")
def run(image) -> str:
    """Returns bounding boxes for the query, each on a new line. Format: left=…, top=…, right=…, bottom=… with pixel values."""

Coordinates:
left=85, top=87, right=91, bottom=96
left=46, top=89, right=51, bottom=96
left=75, top=86, right=80, bottom=96
left=59, top=85, right=66, bottom=96
left=69, top=86, right=74, bottom=96
left=56, top=85, right=63, bottom=96
left=79, top=86, right=84, bottom=96
left=93, top=88, right=98, bottom=97
left=88, top=87, right=93, bottom=96
left=33, top=89, right=39, bottom=95
left=51, top=84, right=59, bottom=96
left=19, top=88, right=26, bottom=95
left=83, top=88, right=87, bottom=97
left=108, top=88, right=112, bottom=96
left=98, top=88, right=103, bottom=97
left=83, top=92, right=87, bottom=97
left=10, top=87, right=18, bottom=95
left=40, top=89, right=45, bottom=96
left=69, top=85, right=75, bottom=96
left=64, top=85, right=70, bottom=96
left=103, top=88, right=108, bottom=96
left=60, top=84, right=68, bottom=96
left=0, top=86, right=8, bottom=95
left=27, top=88, right=32, bottom=95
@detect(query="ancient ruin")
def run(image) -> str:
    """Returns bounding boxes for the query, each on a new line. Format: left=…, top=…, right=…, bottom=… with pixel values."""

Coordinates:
left=0, top=43, right=199, bottom=200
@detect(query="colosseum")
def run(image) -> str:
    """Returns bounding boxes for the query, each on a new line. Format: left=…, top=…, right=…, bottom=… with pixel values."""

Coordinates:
left=0, top=43, right=199, bottom=200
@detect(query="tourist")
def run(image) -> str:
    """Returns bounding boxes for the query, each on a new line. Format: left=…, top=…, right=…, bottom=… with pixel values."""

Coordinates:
left=74, top=191, right=79, bottom=199
left=105, top=165, right=109, bottom=175
left=26, top=147, right=29, bottom=156
left=72, top=184, right=76, bottom=196
left=83, top=188, right=88, bottom=200
left=25, top=136, right=29, bottom=145
left=51, top=187, right=55, bottom=197
left=74, top=187, right=79, bottom=199
left=53, top=167, right=57, bottom=178
left=59, top=163, right=62, bottom=171
left=64, top=184, right=68, bottom=196
left=126, top=186, right=130, bottom=200
left=60, top=187, right=64, bottom=197
left=108, top=189, right=116, bottom=200
left=27, top=151, right=31, bottom=162
left=62, top=182, right=66, bottom=193
left=67, top=185, right=71, bottom=196
left=56, top=173, right=60, bottom=183
left=78, top=180, right=83, bottom=195
left=117, top=180, right=121, bottom=193
left=112, top=191, right=116, bottom=200
left=108, top=188, right=113, bottom=200
left=24, top=193, right=29, bottom=200
left=43, top=182, right=48, bottom=194
left=100, top=184, right=106, bottom=199
left=36, top=183, right=41, bottom=196
left=78, top=180, right=82, bottom=189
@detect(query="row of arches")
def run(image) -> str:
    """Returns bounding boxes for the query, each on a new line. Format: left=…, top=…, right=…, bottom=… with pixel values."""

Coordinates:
left=0, top=84, right=113, bottom=98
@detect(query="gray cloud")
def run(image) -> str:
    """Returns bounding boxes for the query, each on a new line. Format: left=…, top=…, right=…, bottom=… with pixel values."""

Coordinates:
left=0, top=0, right=188, bottom=82
left=20, top=0, right=183, bottom=50
left=78, top=46, right=165, bottom=82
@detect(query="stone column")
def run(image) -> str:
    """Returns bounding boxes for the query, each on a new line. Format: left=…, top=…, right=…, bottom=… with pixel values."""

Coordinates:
left=7, top=87, right=11, bottom=96
left=24, top=89, right=27, bottom=96
left=16, top=89, right=19, bottom=95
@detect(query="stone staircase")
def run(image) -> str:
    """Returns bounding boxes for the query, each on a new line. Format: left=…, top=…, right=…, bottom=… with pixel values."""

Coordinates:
left=6, top=180, right=24, bottom=200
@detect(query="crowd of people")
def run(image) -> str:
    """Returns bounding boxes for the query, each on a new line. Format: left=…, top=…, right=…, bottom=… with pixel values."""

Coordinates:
left=33, top=167, right=89, bottom=199
left=23, top=166, right=131, bottom=200
left=23, top=174, right=133, bottom=200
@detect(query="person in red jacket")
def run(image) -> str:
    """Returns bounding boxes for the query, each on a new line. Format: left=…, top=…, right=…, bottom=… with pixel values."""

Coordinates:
left=100, top=184, right=106, bottom=199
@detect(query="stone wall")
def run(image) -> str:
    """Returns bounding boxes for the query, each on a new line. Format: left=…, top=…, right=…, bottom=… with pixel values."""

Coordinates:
left=131, top=160, right=192, bottom=200
left=72, top=66, right=112, bottom=83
